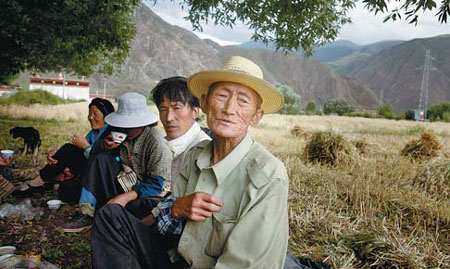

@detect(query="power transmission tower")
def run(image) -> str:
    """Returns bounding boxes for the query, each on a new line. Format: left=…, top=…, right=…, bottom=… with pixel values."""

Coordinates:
left=417, top=50, right=435, bottom=119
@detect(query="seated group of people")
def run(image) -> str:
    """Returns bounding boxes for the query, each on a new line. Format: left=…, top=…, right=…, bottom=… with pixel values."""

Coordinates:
left=9, top=56, right=296, bottom=268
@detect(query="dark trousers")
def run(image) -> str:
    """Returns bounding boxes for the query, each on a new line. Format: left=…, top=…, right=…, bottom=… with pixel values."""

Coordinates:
left=39, top=143, right=86, bottom=203
left=80, top=151, right=122, bottom=209
left=92, top=204, right=187, bottom=269
left=0, top=165, right=12, bottom=181
left=40, top=143, right=87, bottom=182
left=80, top=151, right=158, bottom=218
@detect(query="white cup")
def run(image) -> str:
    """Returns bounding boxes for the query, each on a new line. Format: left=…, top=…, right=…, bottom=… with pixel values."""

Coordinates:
left=111, top=132, right=127, bottom=144
left=1, top=150, right=14, bottom=159
left=47, top=200, right=62, bottom=211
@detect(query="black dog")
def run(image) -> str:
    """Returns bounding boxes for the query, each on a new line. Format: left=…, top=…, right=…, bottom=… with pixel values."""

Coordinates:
left=9, top=127, right=41, bottom=156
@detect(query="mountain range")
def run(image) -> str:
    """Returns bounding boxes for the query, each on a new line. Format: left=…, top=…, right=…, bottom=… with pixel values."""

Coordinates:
left=90, top=4, right=450, bottom=113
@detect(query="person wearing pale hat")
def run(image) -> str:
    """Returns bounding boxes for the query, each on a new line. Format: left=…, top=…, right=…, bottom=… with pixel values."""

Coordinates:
left=61, top=92, right=172, bottom=233
left=92, top=56, right=289, bottom=268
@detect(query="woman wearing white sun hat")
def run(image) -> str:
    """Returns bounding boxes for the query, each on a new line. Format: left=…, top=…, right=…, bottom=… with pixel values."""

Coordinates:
left=61, top=92, right=172, bottom=233
left=92, top=56, right=290, bottom=269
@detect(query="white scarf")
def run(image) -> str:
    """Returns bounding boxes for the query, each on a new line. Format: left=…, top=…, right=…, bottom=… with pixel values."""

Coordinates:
left=166, top=122, right=202, bottom=158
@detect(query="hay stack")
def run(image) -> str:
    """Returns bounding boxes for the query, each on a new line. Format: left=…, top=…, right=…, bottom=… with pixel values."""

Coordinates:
left=354, top=139, right=370, bottom=155
left=303, top=131, right=354, bottom=165
left=413, top=159, right=450, bottom=199
left=401, top=131, right=441, bottom=160
left=290, top=124, right=308, bottom=138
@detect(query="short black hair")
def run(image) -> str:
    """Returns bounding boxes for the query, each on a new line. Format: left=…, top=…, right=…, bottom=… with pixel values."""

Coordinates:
left=152, top=76, right=200, bottom=109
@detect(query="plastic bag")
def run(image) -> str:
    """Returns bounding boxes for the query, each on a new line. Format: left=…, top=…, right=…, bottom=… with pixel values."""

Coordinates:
left=0, top=199, right=44, bottom=220
left=0, top=255, right=58, bottom=269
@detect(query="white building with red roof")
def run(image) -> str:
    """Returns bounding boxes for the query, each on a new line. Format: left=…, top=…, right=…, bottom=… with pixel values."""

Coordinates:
left=29, top=77, right=90, bottom=100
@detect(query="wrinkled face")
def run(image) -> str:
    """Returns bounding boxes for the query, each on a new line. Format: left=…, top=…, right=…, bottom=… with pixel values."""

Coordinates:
left=159, top=95, right=199, bottom=141
left=88, top=105, right=106, bottom=130
left=201, top=82, right=263, bottom=140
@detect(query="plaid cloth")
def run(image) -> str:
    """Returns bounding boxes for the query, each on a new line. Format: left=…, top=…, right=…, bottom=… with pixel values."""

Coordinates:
left=156, top=196, right=185, bottom=235
left=0, top=175, right=14, bottom=200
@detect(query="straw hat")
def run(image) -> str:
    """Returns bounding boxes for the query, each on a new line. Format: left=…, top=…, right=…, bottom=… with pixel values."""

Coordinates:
left=187, top=56, right=284, bottom=114
left=104, top=93, right=158, bottom=128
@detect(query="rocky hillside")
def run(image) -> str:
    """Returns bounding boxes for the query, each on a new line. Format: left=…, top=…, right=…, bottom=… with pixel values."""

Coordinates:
left=219, top=47, right=379, bottom=107
left=342, top=35, right=450, bottom=112
left=90, top=4, right=379, bottom=108
left=329, top=40, right=404, bottom=75
left=90, top=4, right=221, bottom=95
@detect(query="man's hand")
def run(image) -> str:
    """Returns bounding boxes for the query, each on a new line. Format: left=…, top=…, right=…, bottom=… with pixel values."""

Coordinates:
left=172, top=192, right=222, bottom=221
left=104, top=134, right=120, bottom=150
left=0, top=156, right=12, bottom=166
left=107, top=191, right=138, bottom=207
left=72, top=134, right=89, bottom=149
left=141, top=214, right=156, bottom=226
left=47, top=150, right=58, bottom=164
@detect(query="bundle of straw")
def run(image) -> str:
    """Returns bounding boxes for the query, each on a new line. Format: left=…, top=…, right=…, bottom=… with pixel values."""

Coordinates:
left=401, top=131, right=441, bottom=160
left=303, top=131, right=354, bottom=166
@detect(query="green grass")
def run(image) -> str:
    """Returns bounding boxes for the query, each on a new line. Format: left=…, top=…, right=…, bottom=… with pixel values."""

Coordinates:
left=0, top=114, right=90, bottom=154
left=0, top=90, right=84, bottom=106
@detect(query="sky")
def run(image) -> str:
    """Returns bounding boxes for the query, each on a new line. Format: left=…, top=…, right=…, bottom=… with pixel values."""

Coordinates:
left=146, top=1, right=450, bottom=46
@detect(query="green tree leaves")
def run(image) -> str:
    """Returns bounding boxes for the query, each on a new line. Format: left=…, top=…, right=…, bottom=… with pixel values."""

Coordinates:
left=363, top=0, right=450, bottom=24
left=180, top=0, right=355, bottom=55
left=276, top=84, right=302, bottom=115
left=428, top=102, right=450, bottom=122
left=0, top=0, right=140, bottom=77
left=377, top=104, right=395, bottom=119
left=323, top=99, right=355, bottom=115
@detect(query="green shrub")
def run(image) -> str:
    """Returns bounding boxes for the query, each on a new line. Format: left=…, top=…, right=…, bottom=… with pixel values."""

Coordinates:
left=276, top=84, right=303, bottom=115
left=404, top=109, right=415, bottom=121
left=0, top=89, right=83, bottom=106
left=345, top=112, right=374, bottom=118
left=377, top=104, right=395, bottom=119
left=305, top=100, right=316, bottom=115
left=428, top=103, right=450, bottom=122
left=442, top=112, right=450, bottom=122
left=323, top=99, right=355, bottom=115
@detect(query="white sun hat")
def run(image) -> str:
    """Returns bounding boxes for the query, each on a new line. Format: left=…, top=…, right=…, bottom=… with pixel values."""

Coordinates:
left=187, top=56, right=284, bottom=114
left=104, top=92, right=158, bottom=128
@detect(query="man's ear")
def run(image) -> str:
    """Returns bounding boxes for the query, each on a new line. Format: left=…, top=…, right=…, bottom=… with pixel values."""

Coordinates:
left=200, top=94, right=208, bottom=113
left=250, top=108, right=263, bottom=126
left=192, top=106, right=200, bottom=120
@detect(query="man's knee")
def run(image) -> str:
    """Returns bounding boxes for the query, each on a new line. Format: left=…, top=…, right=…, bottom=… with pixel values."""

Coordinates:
left=91, top=152, right=114, bottom=164
left=95, top=204, right=126, bottom=226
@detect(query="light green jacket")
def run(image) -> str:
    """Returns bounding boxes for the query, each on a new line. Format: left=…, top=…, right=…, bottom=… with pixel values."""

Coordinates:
left=174, top=133, right=289, bottom=268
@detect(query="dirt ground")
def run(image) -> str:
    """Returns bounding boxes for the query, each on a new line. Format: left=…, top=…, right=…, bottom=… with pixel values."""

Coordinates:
left=0, top=192, right=92, bottom=269
left=0, top=150, right=92, bottom=269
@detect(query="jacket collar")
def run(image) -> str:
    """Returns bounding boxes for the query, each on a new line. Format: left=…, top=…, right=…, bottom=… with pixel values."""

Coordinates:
left=196, top=132, right=253, bottom=185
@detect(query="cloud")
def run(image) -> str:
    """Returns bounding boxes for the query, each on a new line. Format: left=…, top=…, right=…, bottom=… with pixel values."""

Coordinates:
left=339, top=2, right=450, bottom=44
left=147, top=1, right=252, bottom=45
left=146, top=1, right=450, bottom=46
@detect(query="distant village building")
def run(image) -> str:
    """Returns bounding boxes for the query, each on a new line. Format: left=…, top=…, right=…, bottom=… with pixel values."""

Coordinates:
left=29, top=77, right=90, bottom=100
left=0, top=86, right=17, bottom=97
left=89, top=93, right=116, bottom=101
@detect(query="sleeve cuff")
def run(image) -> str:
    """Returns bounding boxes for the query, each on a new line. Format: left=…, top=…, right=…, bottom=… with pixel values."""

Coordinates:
left=83, top=145, right=92, bottom=159
left=131, top=183, right=142, bottom=198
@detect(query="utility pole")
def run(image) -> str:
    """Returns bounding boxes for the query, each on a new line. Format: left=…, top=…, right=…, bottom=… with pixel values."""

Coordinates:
left=103, top=79, right=106, bottom=98
left=417, top=50, right=436, bottom=120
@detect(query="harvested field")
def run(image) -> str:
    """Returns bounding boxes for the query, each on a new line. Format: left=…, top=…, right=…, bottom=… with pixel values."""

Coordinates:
left=1, top=104, right=450, bottom=268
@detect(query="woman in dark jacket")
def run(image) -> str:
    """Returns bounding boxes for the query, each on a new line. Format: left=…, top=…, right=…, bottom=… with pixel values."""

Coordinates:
left=15, top=98, right=114, bottom=202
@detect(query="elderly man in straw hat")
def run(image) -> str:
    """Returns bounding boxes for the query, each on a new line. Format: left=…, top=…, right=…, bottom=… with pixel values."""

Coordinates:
left=92, top=56, right=289, bottom=268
